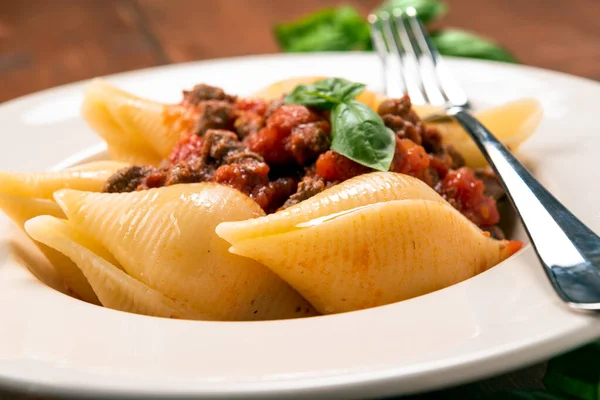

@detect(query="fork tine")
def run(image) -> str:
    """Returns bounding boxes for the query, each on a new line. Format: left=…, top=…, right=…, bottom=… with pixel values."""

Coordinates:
left=380, top=12, right=427, bottom=104
left=389, top=9, right=429, bottom=105
left=368, top=14, right=400, bottom=98
left=369, top=12, right=426, bottom=103
left=405, top=7, right=469, bottom=108
left=401, top=8, right=446, bottom=106
left=374, top=12, right=408, bottom=98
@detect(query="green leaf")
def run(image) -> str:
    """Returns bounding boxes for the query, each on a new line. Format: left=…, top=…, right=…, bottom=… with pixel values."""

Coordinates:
left=273, top=6, right=371, bottom=53
left=484, top=389, right=574, bottom=399
left=543, top=342, right=600, bottom=400
left=285, top=78, right=366, bottom=109
left=378, top=0, right=447, bottom=24
left=331, top=100, right=395, bottom=171
left=431, top=29, right=518, bottom=63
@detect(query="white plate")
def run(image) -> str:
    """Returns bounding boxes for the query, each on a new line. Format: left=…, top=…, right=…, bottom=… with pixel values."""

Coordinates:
left=1, top=53, right=600, bottom=399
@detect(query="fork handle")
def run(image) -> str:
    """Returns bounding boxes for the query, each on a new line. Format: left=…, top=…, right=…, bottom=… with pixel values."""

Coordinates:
left=448, top=107, right=600, bottom=310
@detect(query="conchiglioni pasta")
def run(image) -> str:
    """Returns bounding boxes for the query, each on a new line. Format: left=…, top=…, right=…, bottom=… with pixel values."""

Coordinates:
left=0, top=75, right=536, bottom=321
left=217, top=172, right=521, bottom=314
left=28, top=183, right=315, bottom=321
left=81, top=76, right=541, bottom=168
left=82, top=80, right=186, bottom=165
left=0, top=160, right=128, bottom=304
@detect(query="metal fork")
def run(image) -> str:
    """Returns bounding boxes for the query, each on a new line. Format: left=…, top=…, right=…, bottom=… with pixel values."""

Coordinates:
left=369, top=8, right=600, bottom=312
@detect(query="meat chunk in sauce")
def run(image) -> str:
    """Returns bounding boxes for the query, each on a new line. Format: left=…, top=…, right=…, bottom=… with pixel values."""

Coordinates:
left=104, top=165, right=155, bottom=193
left=436, top=167, right=500, bottom=227
left=281, top=176, right=330, bottom=209
left=287, top=121, right=331, bottom=165
left=182, top=84, right=236, bottom=106
left=191, top=100, right=234, bottom=137
left=233, top=98, right=268, bottom=139
left=103, top=83, right=507, bottom=235
left=246, top=104, right=323, bottom=165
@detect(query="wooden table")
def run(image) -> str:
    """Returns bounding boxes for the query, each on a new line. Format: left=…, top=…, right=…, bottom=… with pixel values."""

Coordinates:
left=0, top=0, right=597, bottom=398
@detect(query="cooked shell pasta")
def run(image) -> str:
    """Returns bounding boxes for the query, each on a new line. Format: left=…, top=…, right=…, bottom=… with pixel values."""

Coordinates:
left=0, top=161, right=129, bottom=200
left=82, top=80, right=186, bottom=165
left=26, top=216, right=205, bottom=319
left=81, top=76, right=541, bottom=168
left=429, top=98, right=542, bottom=168
left=0, top=160, right=128, bottom=304
left=253, top=76, right=542, bottom=168
left=41, top=183, right=315, bottom=320
left=217, top=172, right=521, bottom=314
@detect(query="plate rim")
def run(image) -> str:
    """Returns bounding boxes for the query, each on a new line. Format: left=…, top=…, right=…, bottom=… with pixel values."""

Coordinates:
left=1, top=52, right=599, bottom=399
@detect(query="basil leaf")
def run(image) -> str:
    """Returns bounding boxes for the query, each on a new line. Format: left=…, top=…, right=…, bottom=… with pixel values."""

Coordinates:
left=274, top=6, right=372, bottom=53
left=285, top=78, right=366, bottom=109
left=431, top=29, right=518, bottom=63
left=378, top=0, right=447, bottom=24
left=314, top=78, right=366, bottom=102
left=543, top=342, right=600, bottom=400
left=484, top=390, right=575, bottom=399
left=331, top=100, right=395, bottom=171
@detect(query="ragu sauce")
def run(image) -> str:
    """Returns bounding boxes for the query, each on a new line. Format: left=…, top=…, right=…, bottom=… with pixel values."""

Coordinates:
left=104, top=83, right=508, bottom=238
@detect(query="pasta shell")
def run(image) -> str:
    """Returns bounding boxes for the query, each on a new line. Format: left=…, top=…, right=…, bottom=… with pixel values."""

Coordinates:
left=0, top=160, right=128, bottom=200
left=217, top=172, right=444, bottom=245
left=81, top=80, right=189, bottom=165
left=0, top=161, right=127, bottom=304
left=25, top=216, right=204, bottom=318
left=217, top=172, right=521, bottom=314
left=254, top=77, right=541, bottom=168
left=425, top=99, right=543, bottom=168
left=252, top=75, right=383, bottom=110
left=0, top=193, right=100, bottom=303
left=53, top=183, right=316, bottom=321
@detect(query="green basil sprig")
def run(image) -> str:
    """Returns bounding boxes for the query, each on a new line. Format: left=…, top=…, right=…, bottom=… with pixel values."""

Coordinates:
left=285, top=78, right=366, bottom=109
left=331, top=100, right=395, bottom=172
left=285, top=78, right=395, bottom=172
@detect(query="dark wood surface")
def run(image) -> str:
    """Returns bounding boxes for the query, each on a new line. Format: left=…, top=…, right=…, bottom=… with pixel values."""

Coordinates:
left=0, top=0, right=597, bottom=398
left=1, top=0, right=599, bottom=103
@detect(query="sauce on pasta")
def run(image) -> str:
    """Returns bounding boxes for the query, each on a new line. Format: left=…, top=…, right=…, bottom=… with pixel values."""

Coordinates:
left=103, top=83, right=507, bottom=237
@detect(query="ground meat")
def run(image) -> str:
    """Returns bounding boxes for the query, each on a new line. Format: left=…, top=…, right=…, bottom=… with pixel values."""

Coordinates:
left=377, top=96, right=420, bottom=125
left=252, top=177, right=298, bottom=213
left=287, top=121, right=331, bottom=165
left=163, top=161, right=207, bottom=186
left=103, top=165, right=155, bottom=193
left=265, top=96, right=285, bottom=117
left=234, top=112, right=264, bottom=139
left=266, top=104, right=320, bottom=135
left=182, top=84, right=236, bottom=106
left=281, top=176, right=330, bottom=209
left=381, top=115, right=422, bottom=144
left=428, top=153, right=452, bottom=179
left=168, top=134, right=204, bottom=164
left=447, top=144, right=466, bottom=169
left=213, top=161, right=270, bottom=193
left=436, top=167, right=500, bottom=227
left=421, top=126, right=444, bottom=154
left=192, top=100, right=234, bottom=137
left=315, top=151, right=372, bottom=182
left=232, top=99, right=268, bottom=139
left=200, top=129, right=246, bottom=163
left=475, top=167, right=505, bottom=200
left=103, top=85, right=511, bottom=231
left=246, top=104, right=322, bottom=165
